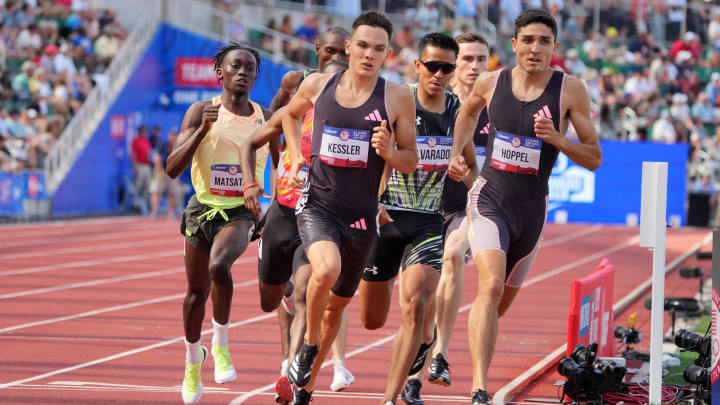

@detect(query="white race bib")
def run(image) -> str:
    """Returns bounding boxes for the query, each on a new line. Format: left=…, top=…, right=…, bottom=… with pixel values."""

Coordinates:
left=416, top=136, right=452, bottom=172
left=209, top=164, right=243, bottom=197
left=319, top=125, right=370, bottom=168
left=475, top=145, right=487, bottom=169
left=490, top=131, right=542, bottom=174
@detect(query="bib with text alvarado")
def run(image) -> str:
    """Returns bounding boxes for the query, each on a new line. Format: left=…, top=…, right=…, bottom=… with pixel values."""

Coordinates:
left=490, top=131, right=541, bottom=174
left=416, top=136, right=452, bottom=172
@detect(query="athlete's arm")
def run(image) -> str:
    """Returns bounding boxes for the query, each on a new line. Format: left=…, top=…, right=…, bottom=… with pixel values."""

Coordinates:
left=534, top=76, right=602, bottom=171
left=448, top=71, right=493, bottom=181
left=240, top=107, right=284, bottom=216
left=283, top=73, right=326, bottom=188
left=269, top=70, right=303, bottom=112
left=460, top=139, right=478, bottom=189
left=376, top=83, right=417, bottom=174
left=165, top=100, right=216, bottom=179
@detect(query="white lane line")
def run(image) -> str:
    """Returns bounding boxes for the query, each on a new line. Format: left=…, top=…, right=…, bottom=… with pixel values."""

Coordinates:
left=0, top=310, right=278, bottom=390
left=492, top=231, right=711, bottom=405
left=0, top=256, right=259, bottom=300
left=0, top=237, right=179, bottom=260
left=0, top=216, right=145, bottom=231
left=0, top=278, right=259, bottom=334
left=538, top=225, right=602, bottom=247
left=228, top=334, right=397, bottom=404
left=0, top=249, right=181, bottom=277
left=0, top=225, right=174, bottom=250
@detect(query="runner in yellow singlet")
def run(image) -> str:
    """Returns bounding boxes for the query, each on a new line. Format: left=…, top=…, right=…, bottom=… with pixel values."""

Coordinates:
left=165, top=43, right=273, bottom=405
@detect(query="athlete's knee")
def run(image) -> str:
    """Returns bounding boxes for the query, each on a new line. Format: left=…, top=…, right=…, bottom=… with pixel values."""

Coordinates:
left=360, top=307, right=387, bottom=330
left=310, top=266, right=340, bottom=288
left=208, top=259, right=233, bottom=289
left=442, top=247, right=465, bottom=277
left=477, top=275, right=504, bottom=303
left=258, top=283, right=285, bottom=312
left=401, top=295, right=428, bottom=329
left=184, top=287, right=209, bottom=309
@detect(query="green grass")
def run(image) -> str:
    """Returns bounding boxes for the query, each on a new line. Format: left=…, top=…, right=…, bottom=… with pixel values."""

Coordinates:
left=694, top=313, right=710, bottom=334
left=662, top=313, right=711, bottom=386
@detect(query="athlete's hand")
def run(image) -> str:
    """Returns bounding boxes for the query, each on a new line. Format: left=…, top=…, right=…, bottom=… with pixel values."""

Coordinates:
left=372, top=120, right=393, bottom=160
left=448, top=154, right=469, bottom=182
left=534, top=116, right=563, bottom=146
left=378, top=204, right=394, bottom=226
left=244, top=184, right=262, bottom=217
left=201, top=104, right=219, bottom=135
left=288, top=154, right=307, bottom=189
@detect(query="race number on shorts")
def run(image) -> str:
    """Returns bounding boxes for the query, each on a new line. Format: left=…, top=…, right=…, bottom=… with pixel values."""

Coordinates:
left=490, top=131, right=541, bottom=175
left=416, top=136, right=452, bottom=172
left=210, top=164, right=243, bottom=197
left=319, top=125, right=370, bottom=168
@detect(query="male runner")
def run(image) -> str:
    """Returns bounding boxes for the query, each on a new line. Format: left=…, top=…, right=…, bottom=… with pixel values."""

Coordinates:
left=165, top=44, right=272, bottom=405
left=241, top=60, right=356, bottom=404
left=448, top=9, right=602, bottom=404
left=282, top=11, right=418, bottom=404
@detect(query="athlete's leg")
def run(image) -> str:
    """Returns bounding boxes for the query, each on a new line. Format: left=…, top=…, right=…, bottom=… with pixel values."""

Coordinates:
left=383, top=263, right=440, bottom=403
left=498, top=285, right=521, bottom=317
left=433, top=227, right=468, bottom=359
left=183, top=239, right=211, bottom=343
left=208, top=219, right=254, bottom=324
left=304, top=240, right=341, bottom=346
left=358, top=278, right=395, bottom=329
left=468, top=249, right=506, bottom=392
left=407, top=291, right=436, bottom=381
left=330, top=307, right=355, bottom=391
left=288, top=263, right=312, bottom=365
left=277, top=306, right=293, bottom=363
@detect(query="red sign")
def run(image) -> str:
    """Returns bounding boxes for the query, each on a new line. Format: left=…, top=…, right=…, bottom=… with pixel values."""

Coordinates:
left=110, top=115, right=125, bottom=140
left=566, top=258, right=615, bottom=358
left=175, top=57, right=219, bottom=88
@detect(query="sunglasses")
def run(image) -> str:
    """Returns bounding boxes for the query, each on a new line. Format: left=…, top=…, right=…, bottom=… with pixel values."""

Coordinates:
left=419, top=60, right=456, bottom=74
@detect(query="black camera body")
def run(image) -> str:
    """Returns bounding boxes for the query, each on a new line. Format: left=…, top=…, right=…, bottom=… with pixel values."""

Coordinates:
left=675, top=329, right=712, bottom=402
left=614, top=325, right=642, bottom=344
left=558, top=343, right=627, bottom=402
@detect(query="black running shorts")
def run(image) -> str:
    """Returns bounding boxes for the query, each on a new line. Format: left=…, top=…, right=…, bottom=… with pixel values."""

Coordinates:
left=296, top=196, right=378, bottom=298
left=467, top=177, right=548, bottom=288
left=258, top=199, right=308, bottom=285
left=363, top=209, right=444, bottom=283
left=180, top=194, right=258, bottom=251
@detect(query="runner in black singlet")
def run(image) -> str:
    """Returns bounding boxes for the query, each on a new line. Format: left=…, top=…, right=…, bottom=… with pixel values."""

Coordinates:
left=448, top=10, right=602, bottom=405
left=281, top=12, right=418, bottom=405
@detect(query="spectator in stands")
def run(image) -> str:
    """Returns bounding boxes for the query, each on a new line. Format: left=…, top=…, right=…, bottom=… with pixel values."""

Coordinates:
left=94, top=27, right=120, bottom=64
left=53, top=42, right=77, bottom=76
left=670, top=31, right=702, bottom=62
left=705, top=72, right=720, bottom=106
left=14, top=23, right=41, bottom=55
left=150, top=124, right=162, bottom=150
left=709, top=8, right=720, bottom=51
left=295, top=16, right=319, bottom=42
left=150, top=127, right=184, bottom=219
left=692, top=92, right=716, bottom=125
left=651, top=109, right=678, bottom=143
left=0, top=134, right=11, bottom=170
left=72, top=26, right=93, bottom=55
left=131, top=125, right=152, bottom=214
left=670, top=92, right=691, bottom=124
left=413, top=0, right=440, bottom=38
left=11, top=60, right=33, bottom=102
left=566, top=48, right=586, bottom=76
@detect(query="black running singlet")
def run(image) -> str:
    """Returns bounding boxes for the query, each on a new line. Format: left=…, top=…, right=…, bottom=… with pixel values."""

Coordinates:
left=308, top=72, right=391, bottom=212
left=441, top=108, right=489, bottom=214
left=482, top=68, right=565, bottom=200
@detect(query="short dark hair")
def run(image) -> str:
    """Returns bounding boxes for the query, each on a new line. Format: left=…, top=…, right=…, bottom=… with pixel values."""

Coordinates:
left=455, top=32, right=489, bottom=48
left=352, top=11, right=393, bottom=40
left=418, top=32, right=459, bottom=58
left=323, top=26, right=350, bottom=39
left=213, top=42, right=261, bottom=72
left=514, top=8, right=557, bottom=41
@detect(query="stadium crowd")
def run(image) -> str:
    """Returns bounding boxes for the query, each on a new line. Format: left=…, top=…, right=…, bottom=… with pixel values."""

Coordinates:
left=0, top=0, right=127, bottom=171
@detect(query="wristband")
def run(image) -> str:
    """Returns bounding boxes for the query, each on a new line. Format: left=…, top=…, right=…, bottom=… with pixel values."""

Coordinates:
left=243, top=181, right=259, bottom=193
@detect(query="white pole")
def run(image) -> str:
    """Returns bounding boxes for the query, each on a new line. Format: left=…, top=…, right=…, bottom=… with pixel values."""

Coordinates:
left=639, top=162, right=668, bottom=405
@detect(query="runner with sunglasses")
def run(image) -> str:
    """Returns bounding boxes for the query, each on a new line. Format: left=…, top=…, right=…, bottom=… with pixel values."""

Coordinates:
left=448, top=9, right=601, bottom=405
left=357, top=32, right=477, bottom=405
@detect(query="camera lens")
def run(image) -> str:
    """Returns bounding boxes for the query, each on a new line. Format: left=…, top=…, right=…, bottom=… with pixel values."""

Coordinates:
left=558, top=357, right=582, bottom=378
left=614, top=326, right=625, bottom=339
left=571, top=344, right=596, bottom=364
left=675, top=329, right=704, bottom=350
left=683, top=365, right=710, bottom=389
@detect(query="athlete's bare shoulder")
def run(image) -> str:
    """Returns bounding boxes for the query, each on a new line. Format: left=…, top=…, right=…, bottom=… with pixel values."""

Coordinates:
left=280, top=70, right=305, bottom=92
left=475, top=70, right=501, bottom=98
left=183, top=99, right=214, bottom=128
left=295, top=71, right=333, bottom=99
left=385, top=80, right=414, bottom=103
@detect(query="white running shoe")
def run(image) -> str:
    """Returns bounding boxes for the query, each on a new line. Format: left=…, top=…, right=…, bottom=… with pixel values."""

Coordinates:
left=330, top=366, right=355, bottom=392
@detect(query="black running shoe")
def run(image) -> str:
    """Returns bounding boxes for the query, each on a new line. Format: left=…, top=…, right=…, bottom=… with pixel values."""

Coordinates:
left=292, top=386, right=313, bottom=405
left=428, top=353, right=451, bottom=386
left=400, top=378, right=424, bottom=405
left=287, top=342, right=319, bottom=387
left=408, top=327, right=436, bottom=375
left=471, top=388, right=491, bottom=405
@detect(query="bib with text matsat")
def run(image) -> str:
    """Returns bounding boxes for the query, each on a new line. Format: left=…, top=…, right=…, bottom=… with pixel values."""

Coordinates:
left=209, top=164, right=243, bottom=197
left=490, top=130, right=542, bottom=175
left=319, top=125, right=370, bottom=168
left=416, top=135, right=452, bottom=172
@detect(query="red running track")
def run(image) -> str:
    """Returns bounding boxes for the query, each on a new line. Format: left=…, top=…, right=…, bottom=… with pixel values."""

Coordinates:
left=0, top=217, right=710, bottom=404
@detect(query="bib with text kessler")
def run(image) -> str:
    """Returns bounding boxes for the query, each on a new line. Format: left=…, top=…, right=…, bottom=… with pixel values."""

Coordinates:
left=416, top=136, right=452, bottom=172
left=475, top=145, right=487, bottom=169
left=209, top=164, right=243, bottom=197
left=319, top=125, right=370, bottom=168
left=490, top=131, right=542, bottom=174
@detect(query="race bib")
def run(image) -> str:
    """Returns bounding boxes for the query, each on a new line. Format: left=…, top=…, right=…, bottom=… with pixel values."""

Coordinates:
left=490, top=131, right=542, bottom=174
left=209, top=164, right=243, bottom=197
left=475, top=145, right=487, bottom=169
left=319, top=125, right=370, bottom=168
left=416, top=136, right=452, bottom=172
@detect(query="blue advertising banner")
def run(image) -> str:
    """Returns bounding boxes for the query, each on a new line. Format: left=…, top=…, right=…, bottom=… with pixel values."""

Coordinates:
left=548, top=140, right=688, bottom=225
left=0, top=170, right=48, bottom=216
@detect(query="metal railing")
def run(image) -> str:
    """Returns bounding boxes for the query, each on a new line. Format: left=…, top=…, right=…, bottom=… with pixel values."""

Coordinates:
left=44, top=1, right=162, bottom=194
left=166, top=0, right=317, bottom=71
